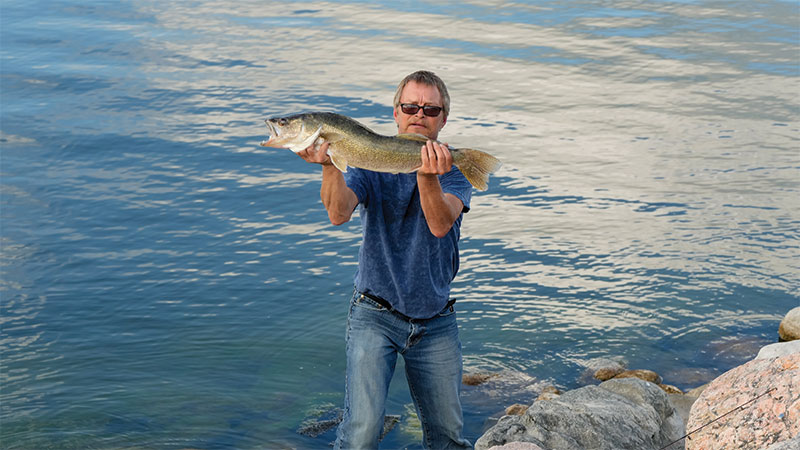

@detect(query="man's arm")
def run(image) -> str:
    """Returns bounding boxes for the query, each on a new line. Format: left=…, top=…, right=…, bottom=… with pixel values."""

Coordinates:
left=296, top=142, right=359, bottom=225
left=417, top=140, right=464, bottom=238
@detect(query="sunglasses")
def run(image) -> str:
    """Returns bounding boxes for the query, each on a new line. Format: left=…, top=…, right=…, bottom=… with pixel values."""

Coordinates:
left=400, top=103, right=443, bottom=117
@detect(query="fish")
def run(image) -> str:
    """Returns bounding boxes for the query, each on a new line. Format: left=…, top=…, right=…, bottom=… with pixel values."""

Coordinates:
left=261, top=112, right=502, bottom=191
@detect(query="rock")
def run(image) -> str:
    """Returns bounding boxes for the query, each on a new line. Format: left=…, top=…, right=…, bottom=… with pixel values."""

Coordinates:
left=462, top=370, right=549, bottom=413
left=488, top=443, right=545, bottom=450
left=505, top=404, right=529, bottom=416
left=594, top=367, right=624, bottom=381
left=686, top=353, right=800, bottom=450
left=579, top=356, right=626, bottom=385
left=296, top=407, right=399, bottom=440
left=297, top=406, right=343, bottom=438
left=667, top=393, right=698, bottom=430
left=765, top=435, right=800, bottom=450
left=613, top=369, right=663, bottom=385
left=779, top=307, right=800, bottom=341
left=535, top=391, right=560, bottom=402
left=540, top=385, right=561, bottom=395
left=535, top=385, right=562, bottom=402
left=463, top=372, right=499, bottom=386
left=705, top=335, right=772, bottom=365
left=475, top=378, right=684, bottom=450
left=685, top=383, right=709, bottom=398
left=659, top=384, right=683, bottom=394
left=757, top=340, right=800, bottom=359
left=661, top=367, right=718, bottom=390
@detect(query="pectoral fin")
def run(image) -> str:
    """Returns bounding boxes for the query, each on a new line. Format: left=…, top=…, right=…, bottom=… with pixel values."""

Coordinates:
left=330, top=153, right=348, bottom=173
left=288, top=125, right=323, bottom=153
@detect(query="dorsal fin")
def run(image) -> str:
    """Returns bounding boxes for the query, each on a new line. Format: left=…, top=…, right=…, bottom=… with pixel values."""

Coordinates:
left=396, top=133, right=430, bottom=142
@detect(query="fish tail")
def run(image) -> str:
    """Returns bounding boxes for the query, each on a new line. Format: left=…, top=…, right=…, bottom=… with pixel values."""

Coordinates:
left=454, top=148, right=502, bottom=191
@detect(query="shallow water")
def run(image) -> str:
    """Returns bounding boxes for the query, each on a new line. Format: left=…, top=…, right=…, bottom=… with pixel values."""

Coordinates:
left=1, top=1, right=798, bottom=448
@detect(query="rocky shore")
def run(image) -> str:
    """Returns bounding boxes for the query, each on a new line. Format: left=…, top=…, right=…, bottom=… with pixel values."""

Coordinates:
left=297, top=307, right=799, bottom=448
left=474, top=306, right=800, bottom=450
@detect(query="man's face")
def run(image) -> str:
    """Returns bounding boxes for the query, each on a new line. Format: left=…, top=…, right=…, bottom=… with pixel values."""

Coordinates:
left=394, top=81, right=447, bottom=140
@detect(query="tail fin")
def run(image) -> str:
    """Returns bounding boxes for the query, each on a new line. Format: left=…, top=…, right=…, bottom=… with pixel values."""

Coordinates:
left=454, top=148, right=502, bottom=191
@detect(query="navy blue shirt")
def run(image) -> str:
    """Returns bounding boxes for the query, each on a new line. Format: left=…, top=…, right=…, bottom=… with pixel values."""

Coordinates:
left=345, top=167, right=472, bottom=319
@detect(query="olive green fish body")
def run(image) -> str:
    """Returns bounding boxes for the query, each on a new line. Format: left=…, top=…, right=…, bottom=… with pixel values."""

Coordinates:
left=262, top=112, right=501, bottom=191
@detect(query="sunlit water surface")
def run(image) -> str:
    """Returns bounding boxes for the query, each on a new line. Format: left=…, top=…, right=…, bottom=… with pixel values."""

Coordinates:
left=1, top=1, right=798, bottom=448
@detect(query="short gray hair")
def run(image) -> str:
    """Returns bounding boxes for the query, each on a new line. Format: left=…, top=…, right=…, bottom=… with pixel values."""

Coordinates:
left=393, top=70, right=450, bottom=119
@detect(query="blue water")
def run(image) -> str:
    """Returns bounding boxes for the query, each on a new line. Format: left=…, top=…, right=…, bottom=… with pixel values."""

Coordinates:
left=2, top=1, right=798, bottom=448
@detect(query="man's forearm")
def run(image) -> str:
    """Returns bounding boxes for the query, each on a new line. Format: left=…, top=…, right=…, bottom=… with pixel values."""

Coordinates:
left=321, top=165, right=358, bottom=225
left=418, top=173, right=462, bottom=238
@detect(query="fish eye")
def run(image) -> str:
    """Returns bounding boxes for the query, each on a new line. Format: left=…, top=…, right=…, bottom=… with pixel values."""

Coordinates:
left=278, top=118, right=288, bottom=126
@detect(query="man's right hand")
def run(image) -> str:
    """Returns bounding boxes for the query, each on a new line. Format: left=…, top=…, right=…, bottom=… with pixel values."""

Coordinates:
left=296, top=140, right=333, bottom=166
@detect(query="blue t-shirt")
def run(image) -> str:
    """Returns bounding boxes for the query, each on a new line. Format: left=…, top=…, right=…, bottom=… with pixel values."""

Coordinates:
left=345, top=167, right=473, bottom=319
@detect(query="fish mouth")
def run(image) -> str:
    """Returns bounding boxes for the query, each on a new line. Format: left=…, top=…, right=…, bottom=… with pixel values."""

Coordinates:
left=260, top=119, right=280, bottom=147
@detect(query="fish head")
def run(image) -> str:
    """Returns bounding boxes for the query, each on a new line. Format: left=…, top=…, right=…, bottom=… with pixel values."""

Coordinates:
left=261, top=114, right=321, bottom=153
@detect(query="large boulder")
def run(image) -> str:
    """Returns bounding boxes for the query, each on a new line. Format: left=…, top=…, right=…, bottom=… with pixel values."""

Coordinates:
left=475, top=378, right=683, bottom=450
left=779, top=307, right=800, bottom=341
left=686, top=353, right=800, bottom=450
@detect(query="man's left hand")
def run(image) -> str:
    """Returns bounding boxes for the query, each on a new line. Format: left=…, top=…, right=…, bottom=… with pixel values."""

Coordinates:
left=418, top=140, right=453, bottom=176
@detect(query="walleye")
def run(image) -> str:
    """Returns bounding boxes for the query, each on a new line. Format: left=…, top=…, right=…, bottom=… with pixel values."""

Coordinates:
left=261, top=112, right=502, bottom=191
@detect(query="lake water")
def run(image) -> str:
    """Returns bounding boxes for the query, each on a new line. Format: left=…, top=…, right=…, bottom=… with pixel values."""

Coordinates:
left=1, top=1, right=798, bottom=448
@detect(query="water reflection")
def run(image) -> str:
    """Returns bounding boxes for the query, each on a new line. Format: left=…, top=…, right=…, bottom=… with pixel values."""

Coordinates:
left=1, top=0, right=798, bottom=448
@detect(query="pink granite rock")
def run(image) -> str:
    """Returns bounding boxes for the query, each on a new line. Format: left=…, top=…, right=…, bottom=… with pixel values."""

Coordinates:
left=686, top=353, right=800, bottom=450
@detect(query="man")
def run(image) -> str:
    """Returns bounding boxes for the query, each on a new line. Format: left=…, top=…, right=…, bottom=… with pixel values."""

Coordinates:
left=297, top=70, right=473, bottom=450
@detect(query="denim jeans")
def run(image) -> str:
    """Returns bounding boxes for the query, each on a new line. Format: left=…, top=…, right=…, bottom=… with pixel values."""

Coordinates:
left=334, top=291, right=472, bottom=450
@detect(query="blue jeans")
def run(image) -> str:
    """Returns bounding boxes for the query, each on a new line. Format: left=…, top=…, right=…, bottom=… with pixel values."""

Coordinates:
left=334, top=291, right=472, bottom=450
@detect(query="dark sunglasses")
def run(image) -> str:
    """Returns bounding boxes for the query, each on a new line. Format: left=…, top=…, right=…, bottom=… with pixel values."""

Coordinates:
left=400, top=103, right=443, bottom=117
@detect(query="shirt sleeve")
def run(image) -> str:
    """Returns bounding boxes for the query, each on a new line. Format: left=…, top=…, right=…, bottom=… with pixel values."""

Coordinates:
left=440, top=167, right=472, bottom=213
left=344, top=167, right=370, bottom=207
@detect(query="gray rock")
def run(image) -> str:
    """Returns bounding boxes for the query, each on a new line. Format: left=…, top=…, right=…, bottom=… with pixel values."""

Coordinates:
left=475, top=378, right=684, bottom=450
left=667, top=393, right=698, bottom=430
left=766, top=435, right=800, bottom=450
left=578, top=356, right=627, bottom=385
left=296, top=407, right=399, bottom=441
left=488, top=442, right=546, bottom=450
left=757, top=340, right=800, bottom=359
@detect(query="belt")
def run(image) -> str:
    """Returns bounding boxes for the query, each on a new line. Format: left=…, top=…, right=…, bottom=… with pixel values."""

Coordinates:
left=358, top=290, right=456, bottom=321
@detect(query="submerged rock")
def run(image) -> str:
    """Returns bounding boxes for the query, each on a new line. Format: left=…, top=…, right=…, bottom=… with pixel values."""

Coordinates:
left=686, top=353, right=800, bottom=450
left=613, top=369, right=662, bottom=385
left=461, top=370, right=550, bottom=414
left=578, top=356, right=627, bottom=385
left=463, top=372, right=499, bottom=386
left=296, top=406, right=399, bottom=441
left=779, top=307, right=800, bottom=341
left=475, top=378, right=683, bottom=450
left=297, top=407, right=343, bottom=438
